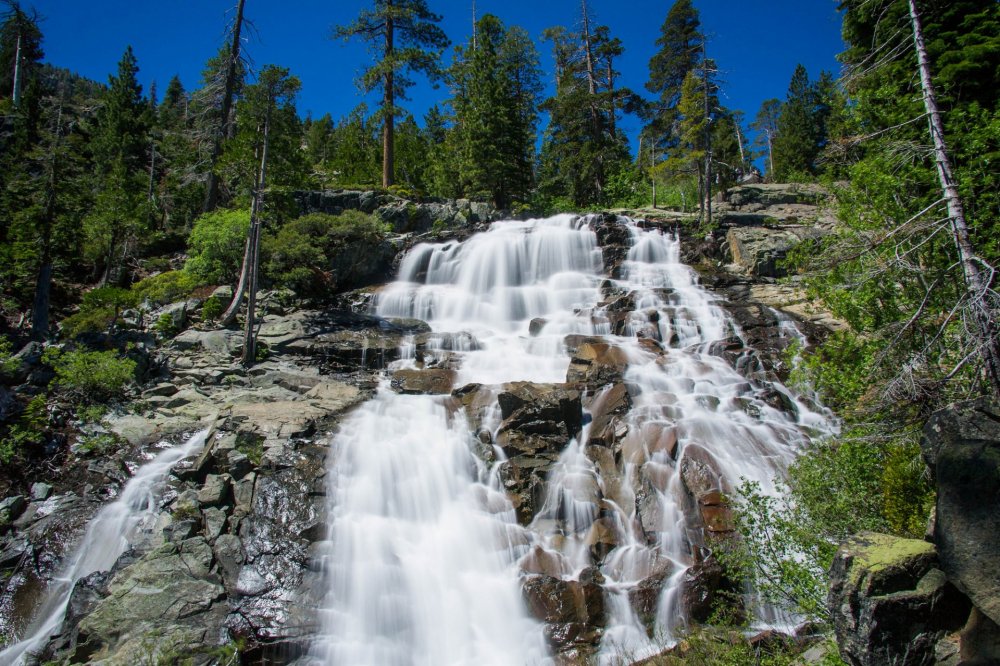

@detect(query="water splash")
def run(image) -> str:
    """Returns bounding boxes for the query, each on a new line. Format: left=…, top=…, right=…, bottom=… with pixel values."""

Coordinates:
left=0, top=428, right=211, bottom=665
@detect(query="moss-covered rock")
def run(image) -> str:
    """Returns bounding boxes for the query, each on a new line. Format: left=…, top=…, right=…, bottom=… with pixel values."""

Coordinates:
left=828, top=532, right=970, bottom=666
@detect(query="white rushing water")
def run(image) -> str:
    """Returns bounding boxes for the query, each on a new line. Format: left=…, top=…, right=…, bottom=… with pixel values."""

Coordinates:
left=0, top=428, right=211, bottom=665
left=309, top=215, right=834, bottom=665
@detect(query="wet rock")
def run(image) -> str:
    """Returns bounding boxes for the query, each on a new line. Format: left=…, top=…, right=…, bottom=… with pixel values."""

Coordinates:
left=681, top=555, right=726, bottom=623
left=921, top=398, right=1000, bottom=627
left=698, top=491, right=734, bottom=534
left=213, top=534, right=245, bottom=595
left=390, top=368, right=456, bottom=395
left=629, top=558, right=674, bottom=634
left=498, top=457, right=553, bottom=525
left=523, top=570, right=606, bottom=651
left=566, top=341, right=629, bottom=387
left=529, top=318, right=548, bottom=336
left=585, top=383, right=631, bottom=448
left=828, top=532, right=971, bottom=666
left=74, top=538, right=225, bottom=659
left=496, top=383, right=582, bottom=457
left=0, top=495, right=27, bottom=527
left=679, top=444, right=723, bottom=503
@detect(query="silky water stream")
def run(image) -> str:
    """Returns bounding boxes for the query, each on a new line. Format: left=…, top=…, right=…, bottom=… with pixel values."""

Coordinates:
left=0, top=428, right=211, bottom=665
left=308, top=215, right=834, bottom=665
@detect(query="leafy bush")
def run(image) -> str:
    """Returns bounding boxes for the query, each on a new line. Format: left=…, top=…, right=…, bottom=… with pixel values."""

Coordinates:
left=720, top=427, right=934, bottom=624
left=201, top=297, right=224, bottom=322
left=132, top=270, right=200, bottom=307
left=43, top=347, right=137, bottom=403
left=60, top=287, right=139, bottom=339
left=0, top=395, right=48, bottom=464
left=0, top=336, right=19, bottom=376
left=263, top=211, right=388, bottom=298
left=153, top=312, right=180, bottom=338
left=185, top=208, right=250, bottom=284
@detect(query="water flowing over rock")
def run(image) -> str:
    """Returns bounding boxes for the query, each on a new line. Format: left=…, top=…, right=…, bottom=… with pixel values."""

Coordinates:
left=303, top=213, right=834, bottom=664
left=1, top=211, right=836, bottom=664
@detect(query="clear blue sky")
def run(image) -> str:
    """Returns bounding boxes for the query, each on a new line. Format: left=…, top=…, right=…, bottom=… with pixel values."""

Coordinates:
left=26, top=0, right=845, bottom=153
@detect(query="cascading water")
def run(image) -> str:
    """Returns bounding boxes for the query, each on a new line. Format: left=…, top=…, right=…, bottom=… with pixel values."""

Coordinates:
left=308, top=215, right=834, bottom=665
left=0, top=428, right=211, bottom=665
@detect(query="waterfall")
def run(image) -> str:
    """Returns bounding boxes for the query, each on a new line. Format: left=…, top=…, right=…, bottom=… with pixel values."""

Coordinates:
left=0, top=428, right=211, bottom=665
left=309, top=215, right=834, bottom=665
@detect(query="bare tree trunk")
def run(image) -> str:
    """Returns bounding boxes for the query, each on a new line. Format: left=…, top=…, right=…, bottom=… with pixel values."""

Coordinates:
left=382, top=7, right=395, bottom=189
left=11, top=31, right=22, bottom=106
left=766, top=129, right=774, bottom=180
left=471, top=0, right=477, bottom=50
left=204, top=0, right=247, bottom=213
left=241, top=111, right=271, bottom=366
left=908, top=0, right=1000, bottom=395
left=735, top=122, right=746, bottom=178
left=606, top=58, right=616, bottom=140
left=702, top=43, right=713, bottom=226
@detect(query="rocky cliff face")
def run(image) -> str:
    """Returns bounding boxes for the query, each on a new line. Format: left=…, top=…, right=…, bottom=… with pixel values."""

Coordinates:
left=0, top=205, right=840, bottom=664
left=828, top=398, right=1000, bottom=666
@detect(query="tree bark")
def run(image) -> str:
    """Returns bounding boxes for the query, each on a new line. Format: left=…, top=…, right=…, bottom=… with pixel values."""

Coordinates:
left=11, top=31, right=22, bottom=106
left=908, top=0, right=1000, bottom=395
left=702, top=42, right=712, bottom=226
left=203, top=0, right=247, bottom=213
left=241, top=109, right=271, bottom=366
left=382, top=7, right=395, bottom=189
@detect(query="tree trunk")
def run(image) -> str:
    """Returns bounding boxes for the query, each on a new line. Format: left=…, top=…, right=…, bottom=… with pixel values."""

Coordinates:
left=12, top=31, right=22, bottom=106
left=606, top=58, right=616, bottom=140
left=908, top=0, right=1000, bottom=395
left=382, top=9, right=395, bottom=189
left=766, top=129, right=774, bottom=180
left=241, top=110, right=271, bottom=366
left=203, top=0, right=247, bottom=213
left=702, top=43, right=712, bottom=225
left=735, top=122, right=746, bottom=178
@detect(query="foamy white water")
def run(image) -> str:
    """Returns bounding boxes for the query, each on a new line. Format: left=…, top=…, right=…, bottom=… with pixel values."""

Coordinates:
left=0, top=428, right=211, bottom=665
left=309, top=215, right=834, bottom=665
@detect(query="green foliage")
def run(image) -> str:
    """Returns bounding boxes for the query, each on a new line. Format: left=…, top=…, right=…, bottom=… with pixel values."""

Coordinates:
left=0, top=335, right=19, bottom=376
left=43, top=347, right=137, bottom=403
left=262, top=211, right=387, bottom=297
left=132, top=270, right=199, bottom=307
left=153, top=312, right=180, bottom=337
left=75, top=432, right=120, bottom=456
left=235, top=433, right=264, bottom=466
left=201, top=297, right=224, bottom=322
left=0, top=395, right=47, bottom=464
left=645, top=0, right=703, bottom=151
left=185, top=208, right=250, bottom=285
left=722, top=427, right=934, bottom=623
left=60, top=287, right=139, bottom=338
left=787, top=330, right=878, bottom=413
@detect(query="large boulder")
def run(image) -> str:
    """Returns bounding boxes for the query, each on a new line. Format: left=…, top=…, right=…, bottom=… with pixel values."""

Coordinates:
left=522, top=568, right=606, bottom=653
left=828, top=532, right=970, bottom=666
left=495, top=382, right=582, bottom=457
left=921, top=398, right=1000, bottom=627
left=725, top=226, right=824, bottom=278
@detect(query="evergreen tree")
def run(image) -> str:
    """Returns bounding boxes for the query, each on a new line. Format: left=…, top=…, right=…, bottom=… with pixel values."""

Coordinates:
left=333, top=0, right=449, bottom=188
left=0, top=0, right=42, bottom=106
left=790, top=0, right=1000, bottom=410
left=537, top=13, right=633, bottom=208
left=85, top=46, right=151, bottom=285
left=449, top=14, right=541, bottom=209
left=645, top=0, right=702, bottom=152
left=750, top=98, right=781, bottom=179
left=772, top=64, right=820, bottom=180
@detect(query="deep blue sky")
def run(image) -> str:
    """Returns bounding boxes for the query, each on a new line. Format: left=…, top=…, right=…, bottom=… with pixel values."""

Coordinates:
left=27, top=1, right=845, bottom=153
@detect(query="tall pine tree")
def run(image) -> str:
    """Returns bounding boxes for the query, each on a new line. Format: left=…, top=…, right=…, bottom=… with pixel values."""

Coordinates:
left=333, top=0, right=449, bottom=188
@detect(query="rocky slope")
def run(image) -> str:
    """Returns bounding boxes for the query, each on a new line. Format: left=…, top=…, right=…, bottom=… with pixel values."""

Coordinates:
left=0, top=200, right=842, bottom=664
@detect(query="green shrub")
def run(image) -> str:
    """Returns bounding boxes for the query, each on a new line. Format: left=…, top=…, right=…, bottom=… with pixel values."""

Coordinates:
left=201, top=297, right=224, bottom=322
left=43, top=347, right=137, bottom=403
left=185, top=208, right=250, bottom=284
left=75, top=432, right=120, bottom=456
left=60, top=287, right=138, bottom=338
left=263, top=211, right=387, bottom=297
left=0, top=335, right=18, bottom=376
left=153, top=312, right=180, bottom=338
left=132, top=270, right=200, bottom=307
left=0, top=395, right=48, bottom=464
